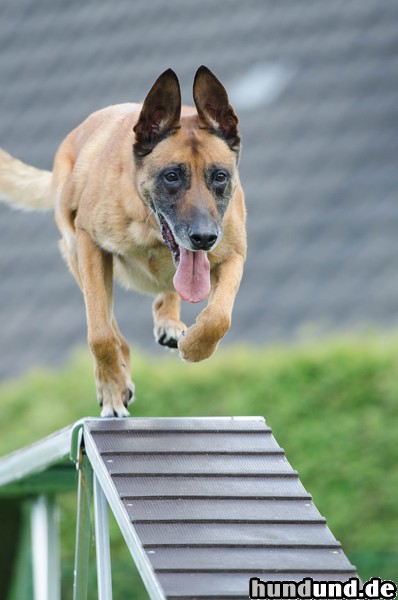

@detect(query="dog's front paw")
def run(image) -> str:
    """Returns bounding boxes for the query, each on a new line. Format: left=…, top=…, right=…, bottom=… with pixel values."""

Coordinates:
left=178, top=310, right=231, bottom=363
left=154, top=319, right=187, bottom=350
left=178, top=326, right=219, bottom=363
left=96, top=371, right=135, bottom=418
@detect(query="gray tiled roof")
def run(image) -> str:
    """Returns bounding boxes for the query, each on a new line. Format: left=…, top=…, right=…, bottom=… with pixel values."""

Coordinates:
left=1, top=0, right=398, bottom=378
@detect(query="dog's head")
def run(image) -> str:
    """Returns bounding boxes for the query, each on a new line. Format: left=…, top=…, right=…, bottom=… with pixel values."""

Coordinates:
left=133, top=66, right=240, bottom=303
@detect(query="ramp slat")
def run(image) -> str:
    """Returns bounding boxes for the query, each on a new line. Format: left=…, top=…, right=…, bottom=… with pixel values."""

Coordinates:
left=102, top=453, right=288, bottom=474
left=112, top=475, right=309, bottom=498
left=122, top=498, right=324, bottom=523
left=90, top=431, right=281, bottom=454
left=85, top=417, right=268, bottom=432
left=158, top=571, right=358, bottom=599
left=149, top=546, right=353, bottom=572
left=136, top=522, right=340, bottom=547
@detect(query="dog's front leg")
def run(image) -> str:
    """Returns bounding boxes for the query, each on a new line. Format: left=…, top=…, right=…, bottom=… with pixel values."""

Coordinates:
left=178, top=252, right=244, bottom=362
left=76, top=227, right=131, bottom=417
left=152, top=292, right=187, bottom=349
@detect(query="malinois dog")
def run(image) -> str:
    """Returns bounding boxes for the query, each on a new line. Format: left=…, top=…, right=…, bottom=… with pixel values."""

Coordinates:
left=0, top=66, right=246, bottom=416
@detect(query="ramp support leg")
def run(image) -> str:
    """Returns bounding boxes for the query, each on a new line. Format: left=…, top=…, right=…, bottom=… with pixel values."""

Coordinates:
left=30, top=495, right=60, bottom=600
left=93, top=472, right=113, bottom=600
left=73, top=457, right=93, bottom=600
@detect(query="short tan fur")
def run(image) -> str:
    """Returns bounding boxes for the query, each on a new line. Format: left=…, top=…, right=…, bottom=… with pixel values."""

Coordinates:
left=0, top=66, right=246, bottom=417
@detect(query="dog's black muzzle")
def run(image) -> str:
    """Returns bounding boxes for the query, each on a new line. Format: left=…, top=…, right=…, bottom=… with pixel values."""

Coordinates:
left=188, top=226, right=218, bottom=251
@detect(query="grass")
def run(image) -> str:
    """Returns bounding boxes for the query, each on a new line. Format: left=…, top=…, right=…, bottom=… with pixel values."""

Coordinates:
left=0, top=334, right=397, bottom=596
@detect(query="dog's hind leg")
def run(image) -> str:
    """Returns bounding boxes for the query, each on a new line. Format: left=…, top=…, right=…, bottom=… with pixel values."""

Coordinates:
left=152, top=292, right=187, bottom=350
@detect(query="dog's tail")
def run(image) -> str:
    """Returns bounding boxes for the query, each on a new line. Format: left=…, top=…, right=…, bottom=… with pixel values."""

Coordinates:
left=0, top=148, right=53, bottom=211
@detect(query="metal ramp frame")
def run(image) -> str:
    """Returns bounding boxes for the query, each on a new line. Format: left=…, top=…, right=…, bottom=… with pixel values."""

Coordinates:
left=0, top=417, right=358, bottom=599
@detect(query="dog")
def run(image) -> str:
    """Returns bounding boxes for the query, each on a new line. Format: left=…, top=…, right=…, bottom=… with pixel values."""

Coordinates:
left=0, top=66, right=246, bottom=417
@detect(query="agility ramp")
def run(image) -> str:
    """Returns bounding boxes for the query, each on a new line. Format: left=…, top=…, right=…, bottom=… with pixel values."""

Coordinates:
left=0, top=417, right=358, bottom=599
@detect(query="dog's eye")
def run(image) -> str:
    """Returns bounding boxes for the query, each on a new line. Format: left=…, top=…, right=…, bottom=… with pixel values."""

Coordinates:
left=164, top=172, right=179, bottom=183
left=214, top=171, right=227, bottom=183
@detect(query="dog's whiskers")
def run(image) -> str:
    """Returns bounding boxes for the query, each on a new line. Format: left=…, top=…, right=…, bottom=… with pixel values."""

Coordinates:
left=143, top=210, right=153, bottom=229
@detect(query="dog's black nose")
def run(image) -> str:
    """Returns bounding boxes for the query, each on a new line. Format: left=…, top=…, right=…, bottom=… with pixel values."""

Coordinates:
left=189, top=229, right=218, bottom=251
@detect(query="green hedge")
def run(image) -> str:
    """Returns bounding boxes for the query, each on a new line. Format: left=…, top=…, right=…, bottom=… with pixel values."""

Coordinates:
left=0, top=334, right=397, bottom=596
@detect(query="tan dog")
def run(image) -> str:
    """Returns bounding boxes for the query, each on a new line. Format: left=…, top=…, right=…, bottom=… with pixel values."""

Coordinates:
left=0, top=66, right=246, bottom=416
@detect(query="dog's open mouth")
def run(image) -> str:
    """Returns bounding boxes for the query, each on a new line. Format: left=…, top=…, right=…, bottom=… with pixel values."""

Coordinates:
left=158, top=213, right=211, bottom=304
left=159, top=213, right=180, bottom=265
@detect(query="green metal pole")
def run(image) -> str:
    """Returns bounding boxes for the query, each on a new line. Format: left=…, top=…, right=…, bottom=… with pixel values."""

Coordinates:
left=73, top=456, right=93, bottom=600
left=93, top=472, right=113, bottom=600
left=30, top=495, right=61, bottom=600
left=8, top=501, right=34, bottom=600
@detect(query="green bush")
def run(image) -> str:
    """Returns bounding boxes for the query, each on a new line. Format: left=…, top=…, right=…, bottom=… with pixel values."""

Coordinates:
left=0, top=334, right=397, bottom=596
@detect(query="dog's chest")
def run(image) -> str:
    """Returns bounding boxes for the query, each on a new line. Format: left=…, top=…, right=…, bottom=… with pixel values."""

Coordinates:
left=113, top=246, right=176, bottom=295
left=91, top=212, right=176, bottom=295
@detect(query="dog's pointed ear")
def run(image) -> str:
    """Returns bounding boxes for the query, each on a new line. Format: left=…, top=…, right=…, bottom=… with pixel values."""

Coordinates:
left=193, top=66, right=240, bottom=152
left=133, top=69, right=181, bottom=157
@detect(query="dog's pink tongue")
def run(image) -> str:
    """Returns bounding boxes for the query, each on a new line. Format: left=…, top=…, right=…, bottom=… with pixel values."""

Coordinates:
left=173, top=247, right=210, bottom=303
